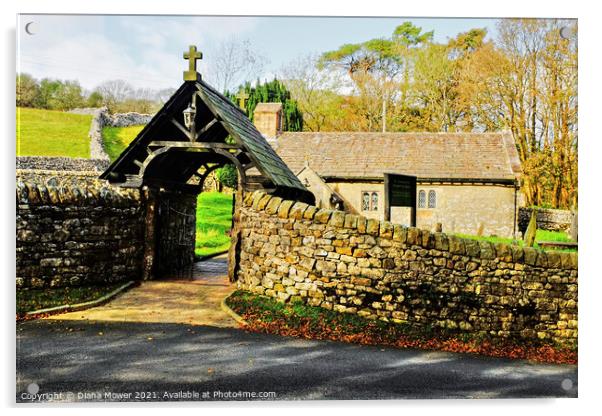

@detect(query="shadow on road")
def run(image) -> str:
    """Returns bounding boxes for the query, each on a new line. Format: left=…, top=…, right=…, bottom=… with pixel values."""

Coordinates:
left=16, top=319, right=578, bottom=402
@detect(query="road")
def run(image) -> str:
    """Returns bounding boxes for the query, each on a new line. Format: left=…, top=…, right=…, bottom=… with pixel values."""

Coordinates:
left=16, top=319, right=577, bottom=402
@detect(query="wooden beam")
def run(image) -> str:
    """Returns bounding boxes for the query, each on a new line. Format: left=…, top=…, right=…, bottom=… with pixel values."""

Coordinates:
left=170, top=117, right=192, bottom=141
left=195, top=118, right=218, bottom=140
left=143, top=177, right=202, bottom=194
left=148, top=141, right=239, bottom=149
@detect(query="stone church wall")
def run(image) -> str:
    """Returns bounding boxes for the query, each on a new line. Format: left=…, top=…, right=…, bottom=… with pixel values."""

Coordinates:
left=415, top=184, right=517, bottom=237
left=323, top=181, right=518, bottom=238
left=235, top=191, right=578, bottom=345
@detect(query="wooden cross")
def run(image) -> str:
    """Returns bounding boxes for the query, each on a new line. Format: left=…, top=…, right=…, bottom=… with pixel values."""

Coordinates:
left=183, top=45, right=202, bottom=81
left=236, top=89, right=249, bottom=111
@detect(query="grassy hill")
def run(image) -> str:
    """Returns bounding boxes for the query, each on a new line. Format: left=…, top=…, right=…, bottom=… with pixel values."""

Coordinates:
left=196, top=192, right=233, bottom=257
left=102, top=125, right=145, bottom=162
left=16, top=107, right=93, bottom=158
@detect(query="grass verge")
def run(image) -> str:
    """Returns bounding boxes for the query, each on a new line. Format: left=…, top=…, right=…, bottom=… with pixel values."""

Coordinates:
left=455, top=229, right=576, bottom=252
left=16, top=107, right=93, bottom=158
left=196, top=192, right=233, bottom=257
left=17, top=282, right=127, bottom=317
left=101, top=125, right=145, bottom=162
left=225, top=290, right=577, bottom=365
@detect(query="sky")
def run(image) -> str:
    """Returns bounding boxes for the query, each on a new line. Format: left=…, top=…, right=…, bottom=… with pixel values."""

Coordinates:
left=17, top=15, right=499, bottom=92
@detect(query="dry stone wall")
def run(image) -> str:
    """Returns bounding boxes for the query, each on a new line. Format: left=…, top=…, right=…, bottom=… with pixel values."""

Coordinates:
left=16, top=171, right=146, bottom=289
left=69, top=107, right=154, bottom=160
left=236, top=191, right=578, bottom=345
left=518, top=207, right=574, bottom=233
left=16, top=157, right=110, bottom=172
left=16, top=170, right=199, bottom=288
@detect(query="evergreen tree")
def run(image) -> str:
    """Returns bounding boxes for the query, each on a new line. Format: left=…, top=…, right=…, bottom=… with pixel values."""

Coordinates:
left=226, top=78, right=303, bottom=132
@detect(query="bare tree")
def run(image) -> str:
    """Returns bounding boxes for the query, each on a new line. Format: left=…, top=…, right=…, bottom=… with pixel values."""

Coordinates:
left=279, top=54, right=345, bottom=132
left=206, top=37, right=268, bottom=93
left=96, top=79, right=134, bottom=111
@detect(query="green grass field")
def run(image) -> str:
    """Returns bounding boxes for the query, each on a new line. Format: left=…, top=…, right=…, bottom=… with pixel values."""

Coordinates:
left=196, top=192, right=234, bottom=257
left=16, top=107, right=93, bottom=158
left=102, top=125, right=145, bottom=162
left=455, top=229, right=575, bottom=251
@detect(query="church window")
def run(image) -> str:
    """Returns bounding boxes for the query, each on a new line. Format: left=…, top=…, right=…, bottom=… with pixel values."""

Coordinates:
left=362, top=192, right=370, bottom=211
left=418, top=190, right=426, bottom=208
left=361, top=191, right=379, bottom=211
left=428, top=190, right=437, bottom=208
left=371, top=192, right=379, bottom=211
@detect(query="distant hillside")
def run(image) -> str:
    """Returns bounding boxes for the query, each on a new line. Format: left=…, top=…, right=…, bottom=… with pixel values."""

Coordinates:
left=16, top=107, right=93, bottom=158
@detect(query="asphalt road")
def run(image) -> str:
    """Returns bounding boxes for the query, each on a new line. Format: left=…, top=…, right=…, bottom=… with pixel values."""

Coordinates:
left=16, top=319, right=578, bottom=402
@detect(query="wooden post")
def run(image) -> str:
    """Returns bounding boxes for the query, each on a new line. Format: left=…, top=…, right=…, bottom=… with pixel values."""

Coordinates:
left=141, top=187, right=157, bottom=280
left=524, top=209, right=538, bottom=247
left=570, top=210, right=578, bottom=242
left=227, top=188, right=243, bottom=283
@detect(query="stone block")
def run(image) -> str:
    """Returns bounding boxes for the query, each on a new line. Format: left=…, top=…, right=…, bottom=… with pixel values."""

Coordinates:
left=265, top=197, right=283, bottom=215
left=344, top=214, right=359, bottom=229
left=314, top=209, right=333, bottom=224
left=366, top=219, right=380, bottom=236
left=393, top=225, right=407, bottom=243
left=523, top=247, right=538, bottom=266
left=380, top=221, right=393, bottom=238
left=434, top=233, right=449, bottom=251
left=303, top=205, right=318, bottom=220
left=277, top=200, right=295, bottom=219
left=357, top=217, right=367, bottom=234
left=479, top=241, right=495, bottom=259
left=448, top=236, right=466, bottom=255
left=406, top=227, right=420, bottom=245
left=328, top=211, right=346, bottom=227
left=335, top=246, right=353, bottom=256
left=289, top=202, right=309, bottom=220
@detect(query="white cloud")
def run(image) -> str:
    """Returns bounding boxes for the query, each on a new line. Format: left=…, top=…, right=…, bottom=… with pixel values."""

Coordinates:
left=18, top=15, right=261, bottom=91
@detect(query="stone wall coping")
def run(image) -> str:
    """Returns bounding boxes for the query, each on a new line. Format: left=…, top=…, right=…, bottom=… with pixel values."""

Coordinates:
left=16, top=168, right=102, bottom=177
left=245, top=191, right=578, bottom=270
left=16, top=178, right=141, bottom=206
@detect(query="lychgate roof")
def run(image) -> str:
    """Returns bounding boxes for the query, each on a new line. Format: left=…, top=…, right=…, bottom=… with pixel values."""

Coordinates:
left=272, top=132, right=522, bottom=182
left=100, top=79, right=313, bottom=202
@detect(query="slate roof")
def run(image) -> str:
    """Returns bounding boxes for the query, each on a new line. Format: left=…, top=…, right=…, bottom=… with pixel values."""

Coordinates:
left=101, top=79, right=312, bottom=201
left=196, top=81, right=306, bottom=191
left=272, top=132, right=522, bottom=182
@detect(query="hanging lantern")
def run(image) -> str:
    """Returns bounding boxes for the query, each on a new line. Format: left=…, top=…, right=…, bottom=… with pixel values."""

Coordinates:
left=183, top=103, right=196, bottom=129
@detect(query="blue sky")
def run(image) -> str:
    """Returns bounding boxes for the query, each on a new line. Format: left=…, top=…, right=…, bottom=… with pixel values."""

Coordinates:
left=17, top=15, right=498, bottom=91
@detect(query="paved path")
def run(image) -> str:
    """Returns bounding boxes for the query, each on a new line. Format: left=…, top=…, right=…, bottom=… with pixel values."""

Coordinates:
left=45, top=255, right=236, bottom=328
left=16, top=321, right=577, bottom=402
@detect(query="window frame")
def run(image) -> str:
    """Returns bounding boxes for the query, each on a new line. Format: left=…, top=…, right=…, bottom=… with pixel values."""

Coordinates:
left=428, top=190, right=437, bottom=209
left=418, top=190, right=426, bottom=208
left=361, top=190, right=380, bottom=212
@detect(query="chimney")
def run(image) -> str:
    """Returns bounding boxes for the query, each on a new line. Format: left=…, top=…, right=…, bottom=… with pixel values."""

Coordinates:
left=253, top=103, right=283, bottom=138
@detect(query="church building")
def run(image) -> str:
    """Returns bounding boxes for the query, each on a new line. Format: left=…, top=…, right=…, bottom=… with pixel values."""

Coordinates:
left=251, top=104, right=523, bottom=239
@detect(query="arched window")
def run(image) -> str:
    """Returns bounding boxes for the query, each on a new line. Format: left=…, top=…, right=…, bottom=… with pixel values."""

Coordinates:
left=361, top=191, right=379, bottom=211
left=362, top=192, right=370, bottom=211
left=371, top=192, right=379, bottom=211
left=428, top=190, right=436, bottom=208
left=418, top=190, right=426, bottom=208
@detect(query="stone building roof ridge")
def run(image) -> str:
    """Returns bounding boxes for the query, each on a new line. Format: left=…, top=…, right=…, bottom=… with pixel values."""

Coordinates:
left=274, top=130, right=521, bottom=181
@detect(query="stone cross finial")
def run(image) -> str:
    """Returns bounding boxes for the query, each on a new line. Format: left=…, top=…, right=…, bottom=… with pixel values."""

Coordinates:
left=236, top=89, right=249, bottom=110
left=183, top=45, right=202, bottom=81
